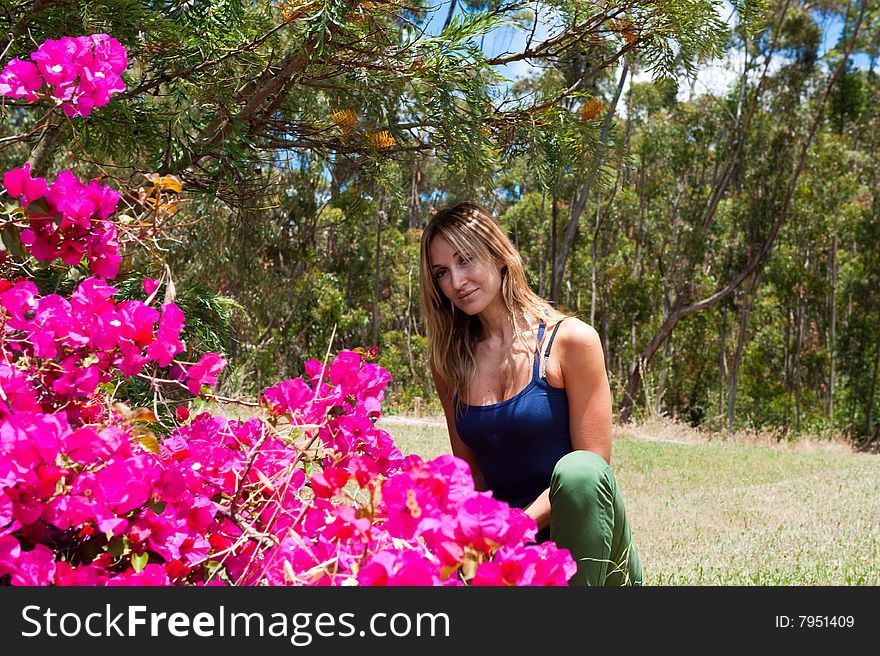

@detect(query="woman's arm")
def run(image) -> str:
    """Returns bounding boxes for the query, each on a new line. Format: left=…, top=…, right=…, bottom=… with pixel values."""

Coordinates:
left=556, top=319, right=613, bottom=463
left=522, top=488, right=551, bottom=531
left=431, top=365, right=488, bottom=491
left=520, top=320, right=613, bottom=533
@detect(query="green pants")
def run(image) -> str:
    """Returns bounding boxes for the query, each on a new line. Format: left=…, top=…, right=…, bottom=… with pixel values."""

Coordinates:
left=549, top=450, right=643, bottom=586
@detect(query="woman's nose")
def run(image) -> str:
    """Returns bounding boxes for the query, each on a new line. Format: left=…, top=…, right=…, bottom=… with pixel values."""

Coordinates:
left=449, top=268, right=467, bottom=290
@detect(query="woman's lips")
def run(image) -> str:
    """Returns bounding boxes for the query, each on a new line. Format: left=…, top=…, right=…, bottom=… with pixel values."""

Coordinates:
left=458, top=289, right=477, bottom=301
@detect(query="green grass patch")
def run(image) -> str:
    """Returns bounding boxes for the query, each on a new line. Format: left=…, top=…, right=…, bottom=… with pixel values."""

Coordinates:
left=378, top=417, right=880, bottom=585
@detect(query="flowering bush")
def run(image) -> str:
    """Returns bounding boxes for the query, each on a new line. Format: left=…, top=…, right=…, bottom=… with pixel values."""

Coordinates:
left=0, top=34, right=576, bottom=586
left=4, top=164, right=122, bottom=278
left=0, top=34, right=126, bottom=117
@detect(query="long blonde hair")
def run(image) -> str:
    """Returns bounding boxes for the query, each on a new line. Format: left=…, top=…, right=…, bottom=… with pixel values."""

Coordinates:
left=419, top=202, right=566, bottom=404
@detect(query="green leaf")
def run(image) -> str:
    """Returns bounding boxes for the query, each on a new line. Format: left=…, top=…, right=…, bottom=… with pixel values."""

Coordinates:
left=131, top=552, right=149, bottom=572
left=148, top=500, right=167, bottom=515
left=203, top=560, right=225, bottom=581
left=107, top=537, right=131, bottom=560
left=131, top=426, right=161, bottom=454
left=24, top=197, right=52, bottom=216
left=0, top=225, right=27, bottom=260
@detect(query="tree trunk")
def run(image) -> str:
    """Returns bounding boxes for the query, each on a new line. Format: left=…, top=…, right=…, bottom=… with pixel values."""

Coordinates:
left=697, top=0, right=793, bottom=234
left=794, top=290, right=804, bottom=434
left=176, top=13, right=352, bottom=176
left=590, top=201, right=600, bottom=326
left=657, top=335, right=672, bottom=416
left=404, top=266, right=416, bottom=379
left=634, top=154, right=647, bottom=278
left=26, top=118, right=63, bottom=178
left=551, top=56, right=629, bottom=303
left=409, top=156, right=422, bottom=229
left=719, top=310, right=727, bottom=421
left=538, top=195, right=548, bottom=298
left=727, top=274, right=756, bottom=432
left=550, top=194, right=558, bottom=304
left=442, top=0, right=457, bottom=30
left=827, top=209, right=838, bottom=418
left=866, top=350, right=879, bottom=437
left=371, top=210, right=384, bottom=347
left=783, top=307, right=792, bottom=431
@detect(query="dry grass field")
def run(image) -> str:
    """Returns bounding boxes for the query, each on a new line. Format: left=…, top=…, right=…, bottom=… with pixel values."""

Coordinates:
left=377, top=415, right=880, bottom=585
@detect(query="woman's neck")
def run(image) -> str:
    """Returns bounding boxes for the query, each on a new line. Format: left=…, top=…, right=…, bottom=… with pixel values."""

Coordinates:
left=476, top=299, right=531, bottom=348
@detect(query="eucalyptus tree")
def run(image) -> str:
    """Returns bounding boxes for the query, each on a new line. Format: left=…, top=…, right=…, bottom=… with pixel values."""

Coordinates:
left=616, top=0, right=873, bottom=423
left=0, top=0, right=770, bottom=406
left=1, top=1, right=746, bottom=201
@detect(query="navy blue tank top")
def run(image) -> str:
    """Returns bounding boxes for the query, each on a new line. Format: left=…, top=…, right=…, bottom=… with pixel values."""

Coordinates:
left=455, top=320, right=571, bottom=509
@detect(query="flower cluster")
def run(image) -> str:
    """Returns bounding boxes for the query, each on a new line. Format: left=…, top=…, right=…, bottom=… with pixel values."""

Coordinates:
left=0, top=276, right=187, bottom=421
left=0, top=346, right=576, bottom=586
left=356, top=456, right=575, bottom=586
left=4, top=164, right=122, bottom=278
left=0, top=34, right=126, bottom=117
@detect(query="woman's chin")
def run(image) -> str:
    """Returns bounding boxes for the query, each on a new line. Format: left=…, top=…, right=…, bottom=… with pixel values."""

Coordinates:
left=454, top=301, right=481, bottom=316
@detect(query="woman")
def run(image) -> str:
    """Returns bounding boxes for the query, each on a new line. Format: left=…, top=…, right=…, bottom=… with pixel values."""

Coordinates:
left=419, top=201, right=642, bottom=586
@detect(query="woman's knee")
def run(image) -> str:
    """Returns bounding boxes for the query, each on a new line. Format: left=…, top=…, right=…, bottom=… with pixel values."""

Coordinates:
left=550, top=450, right=612, bottom=503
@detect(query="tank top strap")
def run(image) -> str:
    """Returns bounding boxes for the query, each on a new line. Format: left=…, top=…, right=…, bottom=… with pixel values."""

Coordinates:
left=532, top=319, right=546, bottom=380
left=540, top=318, right=565, bottom=380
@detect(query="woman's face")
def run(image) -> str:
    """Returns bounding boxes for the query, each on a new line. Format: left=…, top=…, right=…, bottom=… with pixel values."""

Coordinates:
left=428, top=235, right=503, bottom=315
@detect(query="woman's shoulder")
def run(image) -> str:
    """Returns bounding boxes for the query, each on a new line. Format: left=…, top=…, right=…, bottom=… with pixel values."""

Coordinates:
left=554, top=316, right=600, bottom=344
left=553, top=317, right=604, bottom=358
left=552, top=318, right=607, bottom=388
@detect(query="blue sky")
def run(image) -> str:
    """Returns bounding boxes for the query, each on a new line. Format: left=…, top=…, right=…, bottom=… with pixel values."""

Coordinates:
left=417, top=1, right=873, bottom=101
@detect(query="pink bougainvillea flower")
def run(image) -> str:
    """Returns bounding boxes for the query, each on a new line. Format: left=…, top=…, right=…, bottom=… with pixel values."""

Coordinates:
left=117, top=339, right=150, bottom=377
left=84, top=178, right=120, bottom=220
left=14, top=34, right=128, bottom=117
left=116, top=300, right=160, bottom=346
left=142, top=277, right=161, bottom=298
left=357, top=551, right=440, bottom=586
left=185, top=352, right=226, bottom=395
left=30, top=37, right=79, bottom=87
left=0, top=280, right=38, bottom=321
left=455, top=493, right=512, bottom=552
left=310, top=466, right=350, bottom=499
left=47, top=170, right=95, bottom=228
left=10, top=543, right=56, bottom=585
left=0, top=535, right=22, bottom=577
left=0, top=57, right=42, bottom=100
left=52, top=359, right=100, bottom=398
left=176, top=405, right=190, bottom=423
left=261, top=377, right=313, bottom=417
left=54, top=561, right=107, bottom=586
left=89, top=34, right=128, bottom=74
left=86, top=223, right=122, bottom=278
left=435, top=539, right=465, bottom=568
left=145, top=303, right=184, bottom=366
left=63, top=424, right=128, bottom=466
left=380, top=472, right=440, bottom=541
left=70, top=276, right=116, bottom=310
left=106, top=563, right=170, bottom=586
left=0, top=363, right=41, bottom=417
left=2, top=163, right=48, bottom=203
left=323, top=503, right=371, bottom=543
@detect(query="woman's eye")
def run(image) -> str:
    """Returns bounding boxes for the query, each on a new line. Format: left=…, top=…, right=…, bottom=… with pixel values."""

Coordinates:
left=434, top=269, right=446, bottom=279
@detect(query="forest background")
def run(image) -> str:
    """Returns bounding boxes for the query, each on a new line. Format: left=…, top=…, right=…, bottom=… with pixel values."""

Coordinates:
left=2, top=0, right=879, bottom=449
